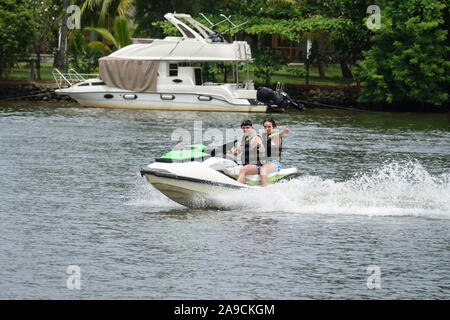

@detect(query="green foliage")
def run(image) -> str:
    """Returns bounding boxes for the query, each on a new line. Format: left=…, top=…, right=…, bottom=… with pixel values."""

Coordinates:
left=286, top=65, right=306, bottom=78
left=85, top=27, right=119, bottom=48
left=27, top=0, right=60, bottom=35
left=242, top=16, right=350, bottom=42
left=84, top=17, right=132, bottom=50
left=302, top=0, right=373, bottom=78
left=151, top=20, right=179, bottom=37
left=252, top=48, right=289, bottom=85
left=200, top=63, right=217, bottom=83
left=356, top=0, right=449, bottom=106
left=0, top=0, right=37, bottom=78
left=114, top=17, right=132, bottom=48
left=133, top=0, right=218, bottom=38
left=80, top=0, right=134, bottom=28
left=26, top=0, right=62, bottom=79
left=67, top=30, right=111, bottom=73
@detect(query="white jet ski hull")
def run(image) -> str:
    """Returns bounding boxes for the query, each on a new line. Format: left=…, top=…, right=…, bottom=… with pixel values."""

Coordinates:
left=141, top=160, right=249, bottom=208
left=144, top=173, right=244, bottom=208
left=140, top=158, right=299, bottom=208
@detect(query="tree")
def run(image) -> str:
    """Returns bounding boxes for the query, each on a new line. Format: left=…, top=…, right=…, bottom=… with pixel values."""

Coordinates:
left=133, top=0, right=221, bottom=38
left=356, top=0, right=449, bottom=106
left=297, top=0, right=373, bottom=79
left=27, top=0, right=60, bottom=80
left=80, top=0, right=134, bottom=28
left=252, top=48, right=288, bottom=85
left=0, top=0, right=37, bottom=79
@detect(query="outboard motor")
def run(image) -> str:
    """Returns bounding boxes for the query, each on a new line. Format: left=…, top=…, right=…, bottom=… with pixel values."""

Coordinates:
left=257, top=85, right=304, bottom=112
left=208, top=33, right=227, bottom=43
left=256, top=87, right=282, bottom=107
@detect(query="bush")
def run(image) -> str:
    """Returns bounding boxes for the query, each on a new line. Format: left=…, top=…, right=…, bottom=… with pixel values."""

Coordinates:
left=252, top=48, right=289, bottom=86
left=356, top=0, right=449, bottom=106
left=67, top=30, right=111, bottom=73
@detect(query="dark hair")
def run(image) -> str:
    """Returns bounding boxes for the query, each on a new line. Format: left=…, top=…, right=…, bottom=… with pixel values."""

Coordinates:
left=263, top=118, right=276, bottom=128
left=241, top=119, right=253, bottom=127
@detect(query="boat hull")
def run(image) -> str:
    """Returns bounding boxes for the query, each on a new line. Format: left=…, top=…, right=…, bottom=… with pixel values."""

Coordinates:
left=56, top=90, right=268, bottom=113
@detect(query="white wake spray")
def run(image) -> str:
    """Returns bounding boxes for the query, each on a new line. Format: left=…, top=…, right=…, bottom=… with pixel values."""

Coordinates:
left=125, top=173, right=184, bottom=210
left=211, top=160, right=450, bottom=219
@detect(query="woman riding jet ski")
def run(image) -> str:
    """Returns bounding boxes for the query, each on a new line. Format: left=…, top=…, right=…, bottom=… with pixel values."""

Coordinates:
left=140, top=121, right=298, bottom=208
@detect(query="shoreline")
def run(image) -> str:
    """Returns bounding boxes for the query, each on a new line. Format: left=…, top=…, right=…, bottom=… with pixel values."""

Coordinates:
left=0, top=80, right=447, bottom=113
left=0, top=80, right=76, bottom=103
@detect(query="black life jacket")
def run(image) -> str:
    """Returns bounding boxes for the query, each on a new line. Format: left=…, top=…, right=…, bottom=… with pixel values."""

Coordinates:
left=262, top=132, right=282, bottom=162
left=240, top=130, right=262, bottom=165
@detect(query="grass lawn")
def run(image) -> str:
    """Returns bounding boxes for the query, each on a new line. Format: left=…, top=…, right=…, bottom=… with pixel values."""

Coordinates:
left=272, top=64, right=353, bottom=85
left=7, top=61, right=353, bottom=86
left=7, top=62, right=55, bottom=81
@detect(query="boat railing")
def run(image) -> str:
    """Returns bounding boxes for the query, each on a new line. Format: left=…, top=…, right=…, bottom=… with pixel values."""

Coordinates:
left=52, top=68, right=99, bottom=89
left=203, top=80, right=254, bottom=90
left=199, top=13, right=248, bottom=34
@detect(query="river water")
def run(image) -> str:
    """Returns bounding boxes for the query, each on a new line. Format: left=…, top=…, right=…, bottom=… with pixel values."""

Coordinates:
left=0, top=101, right=448, bottom=299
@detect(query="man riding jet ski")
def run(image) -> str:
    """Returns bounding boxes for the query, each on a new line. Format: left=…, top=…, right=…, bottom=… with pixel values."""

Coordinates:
left=140, top=121, right=298, bottom=208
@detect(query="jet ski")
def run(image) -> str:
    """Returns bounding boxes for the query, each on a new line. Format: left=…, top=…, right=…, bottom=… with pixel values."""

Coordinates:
left=140, top=143, right=299, bottom=208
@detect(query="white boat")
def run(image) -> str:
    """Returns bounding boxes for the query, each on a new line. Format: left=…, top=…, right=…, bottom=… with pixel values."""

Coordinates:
left=140, top=144, right=299, bottom=208
left=54, top=13, right=302, bottom=113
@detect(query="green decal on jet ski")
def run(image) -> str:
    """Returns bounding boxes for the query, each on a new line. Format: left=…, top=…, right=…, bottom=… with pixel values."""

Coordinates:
left=228, top=168, right=299, bottom=186
left=159, top=144, right=210, bottom=162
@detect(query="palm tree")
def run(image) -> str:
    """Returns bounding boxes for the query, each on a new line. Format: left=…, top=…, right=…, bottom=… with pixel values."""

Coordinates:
left=80, top=0, right=134, bottom=28
left=85, top=17, right=131, bottom=50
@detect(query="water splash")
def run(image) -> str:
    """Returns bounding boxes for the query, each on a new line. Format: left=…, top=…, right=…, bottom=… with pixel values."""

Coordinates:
left=125, top=173, right=184, bottom=210
left=212, top=160, right=450, bottom=219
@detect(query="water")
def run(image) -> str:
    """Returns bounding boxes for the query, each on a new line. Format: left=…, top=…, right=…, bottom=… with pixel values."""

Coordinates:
left=0, top=101, right=449, bottom=299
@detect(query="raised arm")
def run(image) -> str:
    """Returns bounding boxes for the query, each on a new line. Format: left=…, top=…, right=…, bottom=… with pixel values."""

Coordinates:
left=279, top=125, right=290, bottom=137
left=270, top=125, right=289, bottom=145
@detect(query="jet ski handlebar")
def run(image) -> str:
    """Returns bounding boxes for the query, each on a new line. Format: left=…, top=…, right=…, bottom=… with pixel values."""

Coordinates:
left=207, top=140, right=237, bottom=159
